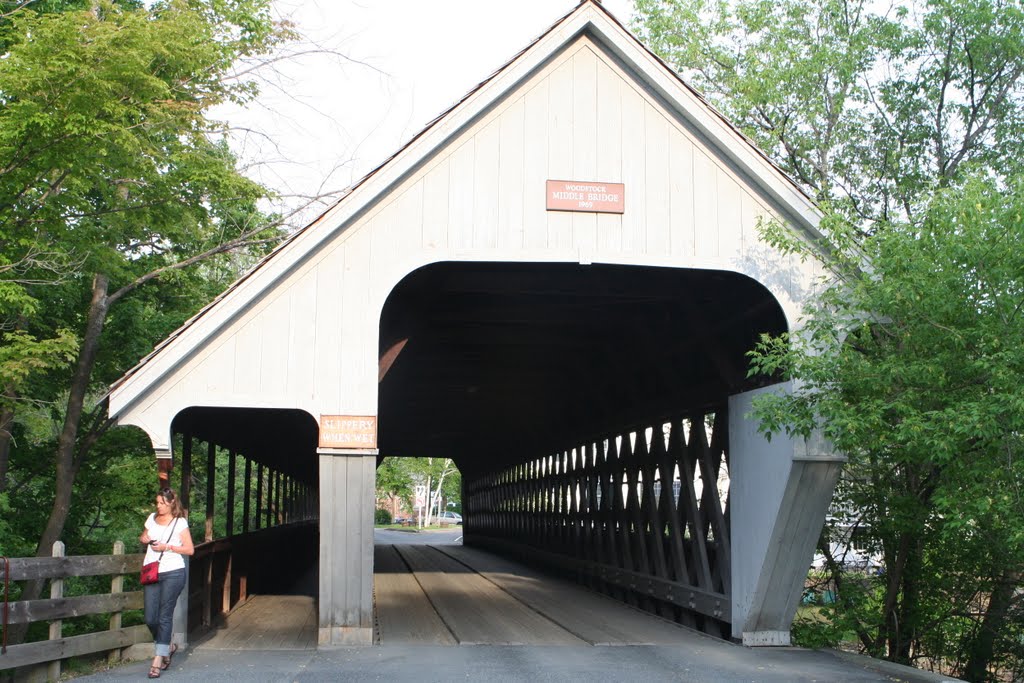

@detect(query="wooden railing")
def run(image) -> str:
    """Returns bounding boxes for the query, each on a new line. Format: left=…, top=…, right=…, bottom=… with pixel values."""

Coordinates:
left=0, top=541, right=151, bottom=677
left=0, top=521, right=319, bottom=677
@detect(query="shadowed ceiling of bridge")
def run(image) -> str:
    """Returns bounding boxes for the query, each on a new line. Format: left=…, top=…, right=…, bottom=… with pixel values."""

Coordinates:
left=171, top=407, right=319, bottom=482
left=378, top=262, right=787, bottom=478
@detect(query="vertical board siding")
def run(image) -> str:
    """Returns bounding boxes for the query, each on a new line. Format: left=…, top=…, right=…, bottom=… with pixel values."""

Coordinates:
left=739, top=192, right=760, bottom=256
left=321, top=453, right=376, bottom=629
left=595, top=57, right=624, bottom=253
left=422, top=161, right=451, bottom=251
left=313, top=247, right=345, bottom=409
left=317, top=455, right=335, bottom=630
left=693, top=150, right=719, bottom=258
left=286, top=270, right=318, bottom=397
left=232, top=321, right=263, bottom=395
left=205, top=339, right=235, bottom=394
left=717, top=170, right=743, bottom=259
left=669, top=130, right=695, bottom=258
left=571, top=48, right=600, bottom=253
left=644, top=104, right=671, bottom=256
left=547, top=58, right=575, bottom=250
left=619, top=76, right=646, bottom=254
left=340, top=230, right=374, bottom=412
left=259, top=295, right=291, bottom=395
left=522, top=77, right=550, bottom=250
left=497, top=97, right=527, bottom=251
left=449, top=140, right=477, bottom=252
left=123, top=37, right=816, bottom=422
left=473, top=119, right=502, bottom=250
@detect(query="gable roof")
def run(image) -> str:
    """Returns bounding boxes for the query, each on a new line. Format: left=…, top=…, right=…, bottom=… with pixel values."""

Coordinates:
left=107, top=0, right=822, bottom=415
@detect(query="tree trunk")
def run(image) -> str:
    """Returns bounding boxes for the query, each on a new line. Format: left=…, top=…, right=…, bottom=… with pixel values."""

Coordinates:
left=963, top=569, right=1021, bottom=682
left=8, top=275, right=111, bottom=645
left=0, top=388, right=15, bottom=493
left=35, top=273, right=110, bottom=557
left=876, top=529, right=911, bottom=656
left=889, top=537, right=921, bottom=664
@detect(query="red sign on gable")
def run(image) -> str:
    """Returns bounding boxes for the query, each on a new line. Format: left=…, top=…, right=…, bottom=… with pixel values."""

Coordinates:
left=546, top=180, right=625, bottom=214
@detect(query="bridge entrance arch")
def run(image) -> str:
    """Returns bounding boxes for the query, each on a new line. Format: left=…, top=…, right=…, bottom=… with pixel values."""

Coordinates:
left=108, top=1, right=842, bottom=650
left=378, top=261, right=790, bottom=638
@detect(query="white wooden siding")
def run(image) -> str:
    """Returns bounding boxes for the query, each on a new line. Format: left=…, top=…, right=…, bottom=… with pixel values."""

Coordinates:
left=118, top=35, right=822, bottom=450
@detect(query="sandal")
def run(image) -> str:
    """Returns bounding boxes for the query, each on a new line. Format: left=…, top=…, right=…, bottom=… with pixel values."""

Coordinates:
left=161, top=643, right=177, bottom=670
left=148, top=665, right=161, bottom=678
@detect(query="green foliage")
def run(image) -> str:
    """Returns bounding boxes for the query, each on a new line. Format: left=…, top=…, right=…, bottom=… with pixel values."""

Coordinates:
left=374, top=508, right=392, bottom=525
left=375, top=457, right=462, bottom=517
left=748, top=177, right=1024, bottom=675
left=0, top=0, right=292, bottom=611
left=636, top=1, right=1024, bottom=677
left=634, top=0, right=1024, bottom=223
left=375, top=457, right=415, bottom=507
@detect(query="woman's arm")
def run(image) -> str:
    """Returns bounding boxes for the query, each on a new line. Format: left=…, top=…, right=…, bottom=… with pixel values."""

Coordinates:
left=169, top=527, right=194, bottom=556
left=139, top=514, right=152, bottom=545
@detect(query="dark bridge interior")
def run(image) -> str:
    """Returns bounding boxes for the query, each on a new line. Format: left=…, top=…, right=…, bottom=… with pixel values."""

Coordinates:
left=378, top=262, right=787, bottom=478
left=162, top=261, right=790, bottom=641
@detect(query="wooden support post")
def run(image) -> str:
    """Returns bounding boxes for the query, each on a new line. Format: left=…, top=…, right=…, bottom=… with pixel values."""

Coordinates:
left=180, top=431, right=192, bottom=513
left=205, top=441, right=215, bottom=542
left=255, top=463, right=264, bottom=530
left=286, top=476, right=293, bottom=523
left=203, top=552, right=213, bottom=629
left=223, top=450, right=236, bottom=614
left=222, top=552, right=233, bottom=615
left=226, top=450, right=236, bottom=538
left=108, top=541, right=124, bottom=665
left=48, top=541, right=65, bottom=681
left=243, top=458, right=252, bottom=534
left=318, top=448, right=377, bottom=645
left=275, top=470, right=283, bottom=525
left=265, top=469, right=274, bottom=528
left=203, top=441, right=215, bottom=630
left=157, top=458, right=172, bottom=488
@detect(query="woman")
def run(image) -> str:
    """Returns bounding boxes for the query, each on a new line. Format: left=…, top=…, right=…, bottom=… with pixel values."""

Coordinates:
left=139, top=487, right=194, bottom=679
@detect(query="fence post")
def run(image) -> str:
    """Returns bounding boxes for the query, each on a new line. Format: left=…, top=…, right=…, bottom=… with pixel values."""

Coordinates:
left=48, top=540, right=65, bottom=681
left=109, top=540, right=125, bottom=665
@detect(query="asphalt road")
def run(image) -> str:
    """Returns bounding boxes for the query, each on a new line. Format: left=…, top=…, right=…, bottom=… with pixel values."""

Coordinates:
left=74, top=643, right=963, bottom=683
left=374, top=527, right=463, bottom=545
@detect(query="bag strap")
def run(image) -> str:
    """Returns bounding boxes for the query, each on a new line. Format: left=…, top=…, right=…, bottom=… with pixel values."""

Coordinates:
left=155, top=518, right=179, bottom=562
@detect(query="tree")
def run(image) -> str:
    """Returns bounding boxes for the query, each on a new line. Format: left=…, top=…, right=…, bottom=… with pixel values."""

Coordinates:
left=634, top=0, right=1024, bottom=225
left=748, top=176, right=1024, bottom=678
left=634, top=0, right=1024, bottom=678
left=376, top=457, right=415, bottom=517
left=0, top=0, right=295, bottom=628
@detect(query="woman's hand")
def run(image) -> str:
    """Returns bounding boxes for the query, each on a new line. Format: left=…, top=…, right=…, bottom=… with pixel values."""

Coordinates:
left=151, top=542, right=169, bottom=552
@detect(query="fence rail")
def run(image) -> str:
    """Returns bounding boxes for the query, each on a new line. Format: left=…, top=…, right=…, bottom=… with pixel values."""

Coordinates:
left=0, top=541, right=151, bottom=674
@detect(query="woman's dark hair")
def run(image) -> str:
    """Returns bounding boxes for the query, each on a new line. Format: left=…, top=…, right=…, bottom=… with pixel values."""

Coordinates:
left=158, top=487, right=187, bottom=519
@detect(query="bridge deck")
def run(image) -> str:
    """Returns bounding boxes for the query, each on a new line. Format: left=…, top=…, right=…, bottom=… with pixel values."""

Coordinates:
left=374, top=544, right=701, bottom=646
left=195, top=595, right=317, bottom=650
left=195, top=542, right=704, bottom=650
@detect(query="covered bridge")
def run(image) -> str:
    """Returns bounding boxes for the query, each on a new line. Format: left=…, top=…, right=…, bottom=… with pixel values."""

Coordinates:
left=107, top=0, right=843, bottom=650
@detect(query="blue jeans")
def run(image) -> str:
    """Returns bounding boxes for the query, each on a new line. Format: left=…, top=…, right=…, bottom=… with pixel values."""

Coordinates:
left=144, top=568, right=186, bottom=657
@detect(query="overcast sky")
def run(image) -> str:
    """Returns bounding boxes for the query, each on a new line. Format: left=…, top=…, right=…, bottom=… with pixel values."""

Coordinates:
left=220, top=0, right=636, bottom=222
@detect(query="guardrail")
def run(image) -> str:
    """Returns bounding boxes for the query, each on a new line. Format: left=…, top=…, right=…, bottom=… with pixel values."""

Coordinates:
left=0, top=541, right=151, bottom=677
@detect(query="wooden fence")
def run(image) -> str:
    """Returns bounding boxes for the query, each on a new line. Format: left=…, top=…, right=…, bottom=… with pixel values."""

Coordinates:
left=0, top=541, right=151, bottom=677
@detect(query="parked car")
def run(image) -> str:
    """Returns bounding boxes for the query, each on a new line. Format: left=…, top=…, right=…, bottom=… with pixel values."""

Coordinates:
left=437, top=511, right=462, bottom=525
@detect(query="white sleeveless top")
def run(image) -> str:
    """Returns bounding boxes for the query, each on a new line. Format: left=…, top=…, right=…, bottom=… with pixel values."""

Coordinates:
left=143, top=513, right=188, bottom=573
